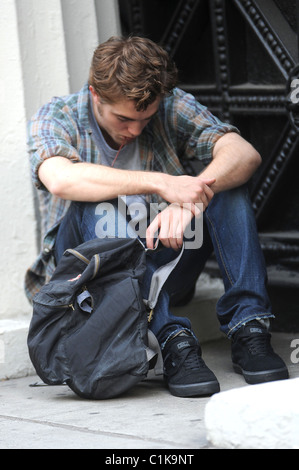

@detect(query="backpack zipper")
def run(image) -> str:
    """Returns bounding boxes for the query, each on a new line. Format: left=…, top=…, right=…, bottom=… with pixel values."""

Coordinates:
left=34, top=300, right=75, bottom=310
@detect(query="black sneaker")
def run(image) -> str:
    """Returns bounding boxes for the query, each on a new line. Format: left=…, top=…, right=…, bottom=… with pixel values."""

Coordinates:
left=162, top=333, right=220, bottom=397
left=231, top=320, right=289, bottom=384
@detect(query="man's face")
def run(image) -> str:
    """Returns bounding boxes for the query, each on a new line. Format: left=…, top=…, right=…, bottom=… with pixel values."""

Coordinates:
left=90, top=87, right=161, bottom=149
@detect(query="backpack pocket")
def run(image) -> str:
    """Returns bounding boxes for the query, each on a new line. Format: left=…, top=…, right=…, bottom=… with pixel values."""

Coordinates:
left=64, top=276, right=149, bottom=399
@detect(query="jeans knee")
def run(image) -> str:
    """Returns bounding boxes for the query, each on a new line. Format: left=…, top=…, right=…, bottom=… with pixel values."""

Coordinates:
left=207, top=185, right=254, bottom=219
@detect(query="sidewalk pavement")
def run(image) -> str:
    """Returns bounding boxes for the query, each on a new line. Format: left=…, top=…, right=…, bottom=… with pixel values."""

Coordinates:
left=0, top=331, right=298, bottom=450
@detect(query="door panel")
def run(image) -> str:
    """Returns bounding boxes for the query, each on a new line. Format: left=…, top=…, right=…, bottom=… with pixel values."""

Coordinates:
left=118, top=0, right=299, bottom=288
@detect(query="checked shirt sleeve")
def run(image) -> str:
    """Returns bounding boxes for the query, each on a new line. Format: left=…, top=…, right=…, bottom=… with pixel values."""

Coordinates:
left=167, top=88, right=240, bottom=167
left=28, top=98, right=81, bottom=190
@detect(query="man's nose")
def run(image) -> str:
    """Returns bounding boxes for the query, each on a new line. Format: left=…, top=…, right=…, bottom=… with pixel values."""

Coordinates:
left=128, top=121, right=144, bottom=137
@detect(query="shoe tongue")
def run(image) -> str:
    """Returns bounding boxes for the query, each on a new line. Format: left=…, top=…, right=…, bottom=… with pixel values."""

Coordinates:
left=175, top=339, right=192, bottom=352
left=244, top=321, right=265, bottom=335
left=172, top=331, right=193, bottom=351
left=248, top=325, right=263, bottom=334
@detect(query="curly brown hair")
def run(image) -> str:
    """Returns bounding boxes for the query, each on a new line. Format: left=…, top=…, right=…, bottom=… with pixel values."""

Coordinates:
left=88, top=36, right=178, bottom=111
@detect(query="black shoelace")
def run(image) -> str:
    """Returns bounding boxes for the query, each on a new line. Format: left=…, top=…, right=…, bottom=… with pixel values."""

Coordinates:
left=184, top=346, right=205, bottom=370
left=243, top=332, right=272, bottom=356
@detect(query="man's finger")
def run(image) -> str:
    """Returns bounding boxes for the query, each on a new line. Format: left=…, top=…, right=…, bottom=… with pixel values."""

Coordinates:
left=146, top=215, right=160, bottom=249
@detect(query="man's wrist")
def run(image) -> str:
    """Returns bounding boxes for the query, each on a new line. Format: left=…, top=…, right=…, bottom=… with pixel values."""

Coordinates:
left=145, top=171, right=166, bottom=197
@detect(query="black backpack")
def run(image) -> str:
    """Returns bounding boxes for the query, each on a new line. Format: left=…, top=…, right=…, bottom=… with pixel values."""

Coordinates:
left=27, top=237, right=183, bottom=399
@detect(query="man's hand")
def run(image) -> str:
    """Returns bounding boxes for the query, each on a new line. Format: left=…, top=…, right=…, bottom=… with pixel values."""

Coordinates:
left=158, top=175, right=215, bottom=215
left=146, top=203, right=201, bottom=250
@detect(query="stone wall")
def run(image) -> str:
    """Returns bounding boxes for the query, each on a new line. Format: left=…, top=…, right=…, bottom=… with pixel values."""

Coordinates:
left=0, top=0, right=121, bottom=378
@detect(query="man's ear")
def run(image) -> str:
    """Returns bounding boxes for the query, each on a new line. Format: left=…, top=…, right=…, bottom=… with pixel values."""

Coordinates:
left=89, top=85, right=100, bottom=103
left=89, top=85, right=96, bottom=95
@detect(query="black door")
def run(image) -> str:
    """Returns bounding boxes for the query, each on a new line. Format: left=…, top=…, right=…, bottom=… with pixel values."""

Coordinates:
left=118, top=0, right=299, bottom=325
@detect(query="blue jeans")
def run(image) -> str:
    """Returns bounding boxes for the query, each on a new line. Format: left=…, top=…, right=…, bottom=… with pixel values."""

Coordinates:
left=54, top=186, right=273, bottom=346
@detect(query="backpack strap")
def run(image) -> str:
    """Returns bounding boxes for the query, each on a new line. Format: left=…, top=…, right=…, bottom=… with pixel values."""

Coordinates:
left=144, top=242, right=185, bottom=311
left=142, top=243, right=186, bottom=376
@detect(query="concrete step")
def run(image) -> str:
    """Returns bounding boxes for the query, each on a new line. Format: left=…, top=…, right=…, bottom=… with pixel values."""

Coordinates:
left=0, top=317, right=35, bottom=379
left=205, top=377, right=299, bottom=449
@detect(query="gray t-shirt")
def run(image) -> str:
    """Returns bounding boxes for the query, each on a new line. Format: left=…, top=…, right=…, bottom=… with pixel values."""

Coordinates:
left=88, top=96, right=150, bottom=226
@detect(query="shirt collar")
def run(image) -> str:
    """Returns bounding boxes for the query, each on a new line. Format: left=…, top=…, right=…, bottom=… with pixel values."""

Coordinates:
left=77, top=82, right=92, bottom=133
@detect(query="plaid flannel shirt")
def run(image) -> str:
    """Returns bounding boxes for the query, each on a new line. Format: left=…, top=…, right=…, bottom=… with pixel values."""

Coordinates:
left=25, top=83, right=238, bottom=301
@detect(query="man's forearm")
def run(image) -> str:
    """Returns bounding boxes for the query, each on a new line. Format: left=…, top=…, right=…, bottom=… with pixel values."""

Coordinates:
left=39, top=156, right=215, bottom=207
left=39, top=156, right=162, bottom=202
left=62, top=164, right=158, bottom=201
left=200, top=132, right=261, bottom=193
